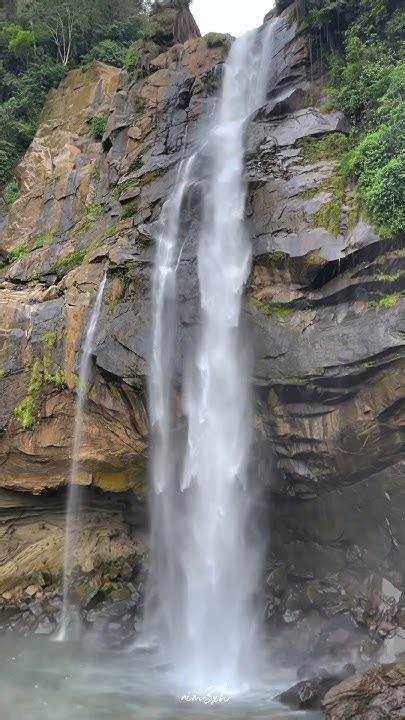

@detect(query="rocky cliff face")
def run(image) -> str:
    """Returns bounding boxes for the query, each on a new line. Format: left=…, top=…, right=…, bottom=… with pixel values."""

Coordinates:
left=0, top=2, right=404, bottom=664
left=0, top=26, right=228, bottom=620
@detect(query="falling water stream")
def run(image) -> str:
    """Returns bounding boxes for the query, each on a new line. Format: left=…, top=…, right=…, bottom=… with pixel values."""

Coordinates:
left=57, top=272, right=107, bottom=640
left=146, top=20, right=281, bottom=694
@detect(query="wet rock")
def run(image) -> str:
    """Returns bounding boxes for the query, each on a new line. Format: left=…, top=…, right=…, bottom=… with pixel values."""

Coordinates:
left=278, top=676, right=340, bottom=710
left=70, top=574, right=101, bottom=608
left=35, top=617, right=56, bottom=635
left=265, top=566, right=287, bottom=596
left=323, top=663, right=405, bottom=719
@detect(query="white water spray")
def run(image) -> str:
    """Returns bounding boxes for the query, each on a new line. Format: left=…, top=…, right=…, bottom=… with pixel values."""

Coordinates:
left=57, top=272, right=107, bottom=640
left=146, top=19, right=280, bottom=692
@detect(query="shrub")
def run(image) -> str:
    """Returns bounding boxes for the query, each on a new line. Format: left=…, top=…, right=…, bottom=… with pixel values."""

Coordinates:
left=369, top=294, right=401, bottom=309
left=91, top=116, right=108, bottom=140
left=14, top=396, right=37, bottom=430
left=84, top=40, right=128, bottom=68
left=3, top=180, right=20, bottom=204
left=123, top=50, right=139, bottom=76
left=205, top=33, right=231, bottom=49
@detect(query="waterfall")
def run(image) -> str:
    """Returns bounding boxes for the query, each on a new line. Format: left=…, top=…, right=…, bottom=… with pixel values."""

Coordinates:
left=57, top=272, right=107, bottom=640
left=146, top=19, right=280, bottom=693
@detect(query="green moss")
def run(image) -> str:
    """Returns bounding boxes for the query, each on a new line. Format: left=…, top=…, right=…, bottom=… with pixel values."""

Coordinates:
left=256, top=251, right=288, bottom=266
left=250, top=296, right=294, bottom=320
left=298, top=133, right=349, bottom=164
left=205, top=32, right=231, bottom=49
left=73, top=204, right=106, bottom=238
left=0, top=370, right=7, bottom=379
left=14, top=396, right=37, bottom=430
left=300, top=188, right=322, bottom=200
left=376, top=271, right=404, bottom=282
left=91, top=116, right=108, bottom=140
left=58, top=250, right=87, bottom=271
left=313, top=175, right=345, bottom=236
left=368, top=294, right=401, bottom=309
left=314, top=201, right=342, bottom=235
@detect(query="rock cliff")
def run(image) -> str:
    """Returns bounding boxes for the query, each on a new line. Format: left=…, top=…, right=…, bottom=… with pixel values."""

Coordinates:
left=0, top=0, right=404, bottom=671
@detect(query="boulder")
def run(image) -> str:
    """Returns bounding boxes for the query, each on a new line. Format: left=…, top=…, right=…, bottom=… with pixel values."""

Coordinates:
left=323, top=663, right=405, bottom=719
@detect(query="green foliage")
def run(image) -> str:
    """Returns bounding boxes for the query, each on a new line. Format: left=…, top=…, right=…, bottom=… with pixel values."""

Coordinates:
left=343, top=121, right=404, bottom=237
left=314, top=201, right=342, bottom=236
left=121, top=202, right=136, bottom=220
left=114, top=178, right=136, bottom=199
left=84, top=40, right=128, bottom=67
left=376, top=271, right=404, bottom=282
left=123, top=50, right=139, bottom=76
left=368, top=294, right=401, bottom=309
left=129, top=155, right=143, bottom=173
left=28, top=361, right=43, bottom=394
left=0, top=0, right=148, bottom=186
left=91, top=116, right=108, bottom=140
left=3, top=179, right=20, bottom=203
left=250, top=297, right=294, bottom=320
left=44, top=361, right=66, bottom=388
left=43, top=331, right=58, bottom=352
left=14, top=396, right=37, bottom=429
left=205, top=33, right=231, bottom=49
left=294, top=0, right=404, bottom=239
left=7, top=243, right=29, bottom=263
left=58, top=249, right=87, bottom=271
left=33, top=231, right=54, bottom=249
left=0, top=369, right=8, bottom=379
left=0, top=61, right=68, bottom=185
left=299, top=133, right=349, bottom=163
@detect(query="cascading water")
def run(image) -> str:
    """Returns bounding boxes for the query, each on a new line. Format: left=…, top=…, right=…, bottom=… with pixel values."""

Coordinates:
left=57, top=272, right=107, bottom=640
left=146, top=19, right=280, bottom=693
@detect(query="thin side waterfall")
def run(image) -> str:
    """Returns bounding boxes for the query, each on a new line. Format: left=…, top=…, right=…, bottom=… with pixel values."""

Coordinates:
left=146, top=20, right=280, bottom=692
left=57, top=272, right=107, bottom=640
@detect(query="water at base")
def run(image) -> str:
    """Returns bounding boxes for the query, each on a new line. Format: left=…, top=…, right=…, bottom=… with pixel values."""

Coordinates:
left=146, top=19, right=281, bottom=693
left=0, top=635, right=322, bottom=720
left=57, top=273, right=107, bottom=640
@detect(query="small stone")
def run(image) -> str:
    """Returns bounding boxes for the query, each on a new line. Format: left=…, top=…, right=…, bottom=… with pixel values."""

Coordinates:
left=25, top=585, right=39, bottom=597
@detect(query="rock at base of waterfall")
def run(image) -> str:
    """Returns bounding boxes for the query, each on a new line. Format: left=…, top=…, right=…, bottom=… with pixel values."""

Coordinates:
left=323, top=663, right=405, bottom=719
left=278, top=665, right=355, bottom=711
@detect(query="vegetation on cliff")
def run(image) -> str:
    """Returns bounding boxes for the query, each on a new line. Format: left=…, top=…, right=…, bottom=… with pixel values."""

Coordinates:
left=0, top=0, right=149, bottom=189
left=276, top=0, right=404, bottom=239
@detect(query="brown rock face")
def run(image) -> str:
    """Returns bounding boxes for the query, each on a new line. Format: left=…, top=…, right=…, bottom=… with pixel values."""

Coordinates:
left=323, top=663, right=405, bottom=719
left=0, top=37, right=227, bottom=594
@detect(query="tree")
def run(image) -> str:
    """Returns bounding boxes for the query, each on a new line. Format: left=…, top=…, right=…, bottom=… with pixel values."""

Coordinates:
left=44, top=4, right=76, bottom=65
left=7, top=26, right=36, bottom=68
